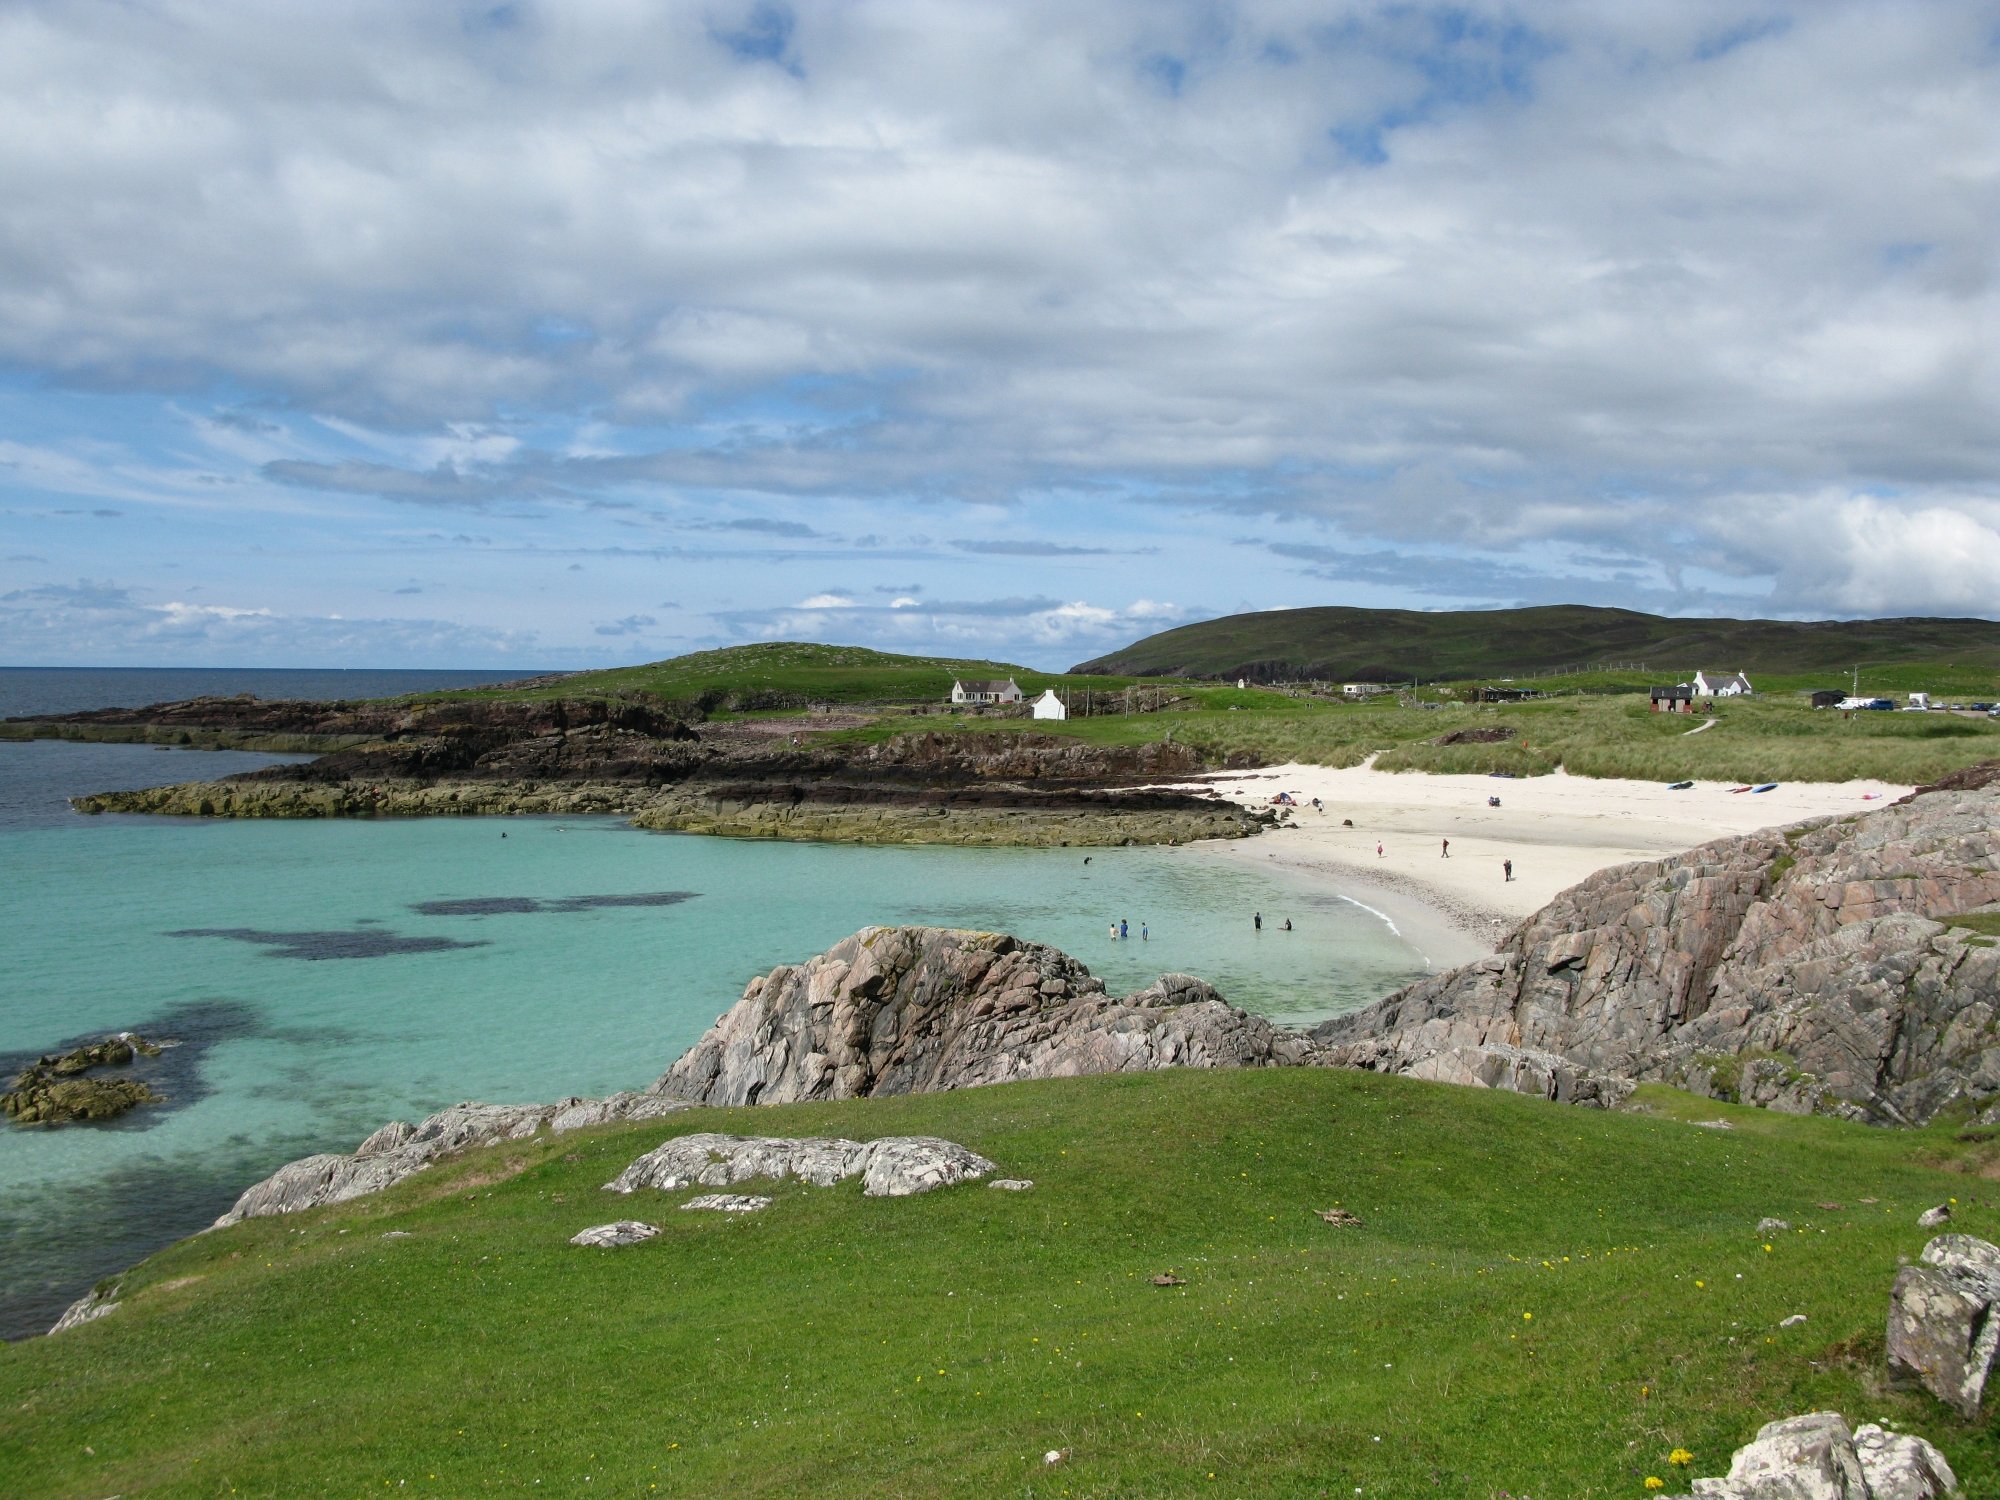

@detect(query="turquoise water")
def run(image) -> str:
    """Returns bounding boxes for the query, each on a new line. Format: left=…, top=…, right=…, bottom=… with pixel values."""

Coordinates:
left=0, top=739, right=1427, bottom=1338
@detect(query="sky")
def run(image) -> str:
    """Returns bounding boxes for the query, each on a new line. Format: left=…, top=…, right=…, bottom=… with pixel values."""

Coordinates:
left=1, top=1, right=1996, bottom=671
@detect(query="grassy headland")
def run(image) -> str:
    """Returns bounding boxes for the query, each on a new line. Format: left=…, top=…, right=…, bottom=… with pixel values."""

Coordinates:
left=4, top=1068, right=1995, bottom=1497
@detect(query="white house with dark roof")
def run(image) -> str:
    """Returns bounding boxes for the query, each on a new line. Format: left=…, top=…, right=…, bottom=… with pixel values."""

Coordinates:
left=950, top=677, right=1023, bottom=707
left=1691, top=670, right=1753, bottom=698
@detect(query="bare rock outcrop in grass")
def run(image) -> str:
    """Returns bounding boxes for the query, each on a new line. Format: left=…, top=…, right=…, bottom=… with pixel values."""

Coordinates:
left=653, top=925, right=1321, bottom=1107
left=216, top=1093, right=694, bottom=1225
left=604, top=1132, right=995, bottom=1198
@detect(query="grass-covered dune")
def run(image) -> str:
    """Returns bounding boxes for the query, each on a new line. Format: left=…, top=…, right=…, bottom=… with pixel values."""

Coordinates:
left=5, top=1070, right=1996, bottom=1497
left=1075, top=603, right=2000, bottom=688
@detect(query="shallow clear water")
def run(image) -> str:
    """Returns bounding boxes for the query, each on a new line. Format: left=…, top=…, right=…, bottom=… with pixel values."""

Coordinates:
left=0, top=693, right=1428, bottom=1340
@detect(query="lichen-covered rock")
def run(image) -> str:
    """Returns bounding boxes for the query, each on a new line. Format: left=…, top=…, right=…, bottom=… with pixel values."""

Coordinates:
left=1851, top=1425, right=1958, bottom=1500
left=1887, top=1233, right=2000, bottom=1418
left=605, top=1132, right=996, bottom=1199
left=680, top=1194, right=771, bottom=1213
left=654, top=926, right=1322, bottom=1106
left=1667, top=1410, right=1956, bottom=1499
left=1316, top=784, right=2000, bottom=1124
left=569, top=1220, right=660, bottom=1247
left=216, top=1092, right=694, bottom=1225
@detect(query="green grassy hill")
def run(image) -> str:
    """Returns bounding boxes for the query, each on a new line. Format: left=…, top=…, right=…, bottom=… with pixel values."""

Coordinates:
left=5, top=1069, right=1996, bottom=1497
left=1073, top=605, right=2000, bottom=686
left=428, top=643, right=1145, bottom=709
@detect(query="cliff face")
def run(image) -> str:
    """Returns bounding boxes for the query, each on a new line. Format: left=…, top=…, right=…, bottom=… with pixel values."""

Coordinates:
left=1313, top=783, right=2000, bottom=1124
left=654, top=925, right=1321, bottom=1106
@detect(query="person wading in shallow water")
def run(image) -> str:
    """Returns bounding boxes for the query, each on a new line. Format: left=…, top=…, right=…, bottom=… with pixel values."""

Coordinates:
left=1253, top=911, right=1262, bottom=931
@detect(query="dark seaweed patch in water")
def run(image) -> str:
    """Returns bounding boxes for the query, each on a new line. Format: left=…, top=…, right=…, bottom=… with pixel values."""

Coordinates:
left=410, top=891, right=696, bottom=917
left=166, top=928, right=487, bottom=960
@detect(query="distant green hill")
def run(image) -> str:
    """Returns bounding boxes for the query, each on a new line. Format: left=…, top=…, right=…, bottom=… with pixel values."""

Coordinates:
left=427, top=643, right=1067, bottom=706
left=1073, top=605, right=2000, bottom=685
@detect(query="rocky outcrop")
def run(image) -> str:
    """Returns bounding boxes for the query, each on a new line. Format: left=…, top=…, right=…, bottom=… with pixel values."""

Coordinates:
left=569, top=1221, right=660, bottom=1247
left=48, top=1287, right=120, bottom=1335
left=215, top=1093, right=694, bottom=1225
left=1315, top=783, right=2000, bottom=1124
left=4, top=1033, right=165, bottom=1125
left=655, top=926, right=1322, bottom=1107
left=1664, top=1411, right=1956, bottom=1499
left=604, top=1132, right=996, bottom=1198
left=1887, top=1233, right=2000, bottom=1419
left=63, top=700, right=1265, bottom=847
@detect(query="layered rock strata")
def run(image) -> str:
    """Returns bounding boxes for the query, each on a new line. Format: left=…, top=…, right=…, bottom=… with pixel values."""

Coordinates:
left=1315, top=783, right=2000, bottom=1124
left=654, top=925, right=1323, bottom=1107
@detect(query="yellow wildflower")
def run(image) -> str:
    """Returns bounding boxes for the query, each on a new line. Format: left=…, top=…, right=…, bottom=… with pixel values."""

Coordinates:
left=1669, top=1448, right=1694, bottom=1467
left=1644, top=1479, right=1665, bottom=1491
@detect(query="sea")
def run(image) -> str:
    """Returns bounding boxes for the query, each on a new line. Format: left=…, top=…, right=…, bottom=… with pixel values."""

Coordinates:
left=0, top=667, right=1429, bottom=1340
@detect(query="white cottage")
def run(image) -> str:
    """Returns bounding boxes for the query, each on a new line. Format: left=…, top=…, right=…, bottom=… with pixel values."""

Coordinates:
left=1030, top=688, right=1068, bottom=720
left=950, top=677, right=1023, bottom=707
left=1691, top=670, right=1753, bottom=698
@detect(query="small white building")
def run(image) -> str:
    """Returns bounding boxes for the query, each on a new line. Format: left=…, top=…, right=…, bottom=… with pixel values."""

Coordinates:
left=1691, top=670, right=1753, bottom=698
left=1342, top=682, right=1390, bottom=698
left=1030, top=688, right=1068, bottom=721
left=950, top=677, right=1023, bottom=707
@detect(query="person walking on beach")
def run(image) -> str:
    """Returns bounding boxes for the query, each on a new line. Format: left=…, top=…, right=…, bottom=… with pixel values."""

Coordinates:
left=1503, top=858, right=1513, bottom=882
left=1376, top=841, right=1384, bottom=858
left=1441, top=838, right=1450, bottom=858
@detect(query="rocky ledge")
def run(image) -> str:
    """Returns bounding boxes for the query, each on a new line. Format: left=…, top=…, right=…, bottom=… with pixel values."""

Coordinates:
left=3, top=1033, right=166, bottom=1125
left=1314, top=777, right=2000, bottom=1125
left=57, top=692, right=1265, bottom=848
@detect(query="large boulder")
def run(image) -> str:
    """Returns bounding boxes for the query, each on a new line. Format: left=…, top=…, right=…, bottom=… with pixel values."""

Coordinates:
left=1316, top=783, right=2000, bottom=1124
left=1887, top=1233, right=2000, bottom=1418
left=653, top=925, right=1321, bottom=1106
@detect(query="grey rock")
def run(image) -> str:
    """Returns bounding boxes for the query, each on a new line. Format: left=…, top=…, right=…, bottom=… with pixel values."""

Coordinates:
left=1313, top=785, right=2000, bottom=1125
left=1781, top=1314, right=1809, bottom=1328
left=1688, top=1411, right=1867, bottom=1498
left=1887, top=1233, right=2000, bottom=1418
left=48, top=1287, right=119, bottom=1335
left=1917, top=1204, right=1952, bottom=1229
left=653, top=926, right=1324, bottom=1107
left=216, top=1091, right=695, bottom=1225
left=1759, top=1218, right=1792, bottom=1234
left=1851, top=1425, right=1957, bottom=1500
left=605, top=1132, right=996, bottom=1199
left=681, top=1194, right=771, bottom=1213
left=569, top=1220, right=660, bottom=1247
left=989, top=1178, right=1035, bottom=1191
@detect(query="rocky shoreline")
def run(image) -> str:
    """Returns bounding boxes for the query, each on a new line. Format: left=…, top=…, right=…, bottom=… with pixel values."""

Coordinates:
left=38, top=693, right=1268, bottom=848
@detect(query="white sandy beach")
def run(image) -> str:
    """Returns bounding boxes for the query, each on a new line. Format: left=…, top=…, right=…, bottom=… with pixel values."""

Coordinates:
left=1177, top=761, right=1913, bottom=971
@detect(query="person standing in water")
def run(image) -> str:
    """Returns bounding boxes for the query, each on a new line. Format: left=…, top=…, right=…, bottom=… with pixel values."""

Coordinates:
left=1141, top=922, right=1149, bottom=941
left=1119, top=918, right=1128, bottom=940
left=1253, top=911, right=1262, bottom=931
